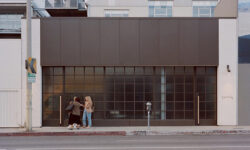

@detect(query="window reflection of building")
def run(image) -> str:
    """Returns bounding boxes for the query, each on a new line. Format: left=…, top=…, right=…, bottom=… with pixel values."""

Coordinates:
left=193, top=1, right=218, bottom=17
left=45, top=0, right=78, bottom=9
left=149, top=1, right=172, bottom=17
left=104, top=10, right=129, bottom=17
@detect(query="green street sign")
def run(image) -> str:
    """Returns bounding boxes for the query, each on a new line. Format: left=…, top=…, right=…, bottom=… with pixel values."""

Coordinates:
left=28, top=72, right=36, bottom=83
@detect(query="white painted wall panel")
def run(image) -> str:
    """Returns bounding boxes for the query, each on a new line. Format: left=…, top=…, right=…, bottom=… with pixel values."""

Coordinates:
left=0, top=39, right=22, bottom=127
left=217, top=19, right=238, bottom=125
left=0, top=90, right=21, bottom=127
left=173, top=0, right=192, bottom=7
left=0, top=39, right=21, bottom=89
left=88, top=6, right=148, bottom=17
left=172, top=7, right=193, bottom=17
left=32, top=19, right=42, bottom=127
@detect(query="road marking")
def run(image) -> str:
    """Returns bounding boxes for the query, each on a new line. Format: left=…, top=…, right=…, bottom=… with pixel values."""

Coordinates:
left=118, top=139, right=250, bottom=143
left=17, top=145, right=250, bottom=150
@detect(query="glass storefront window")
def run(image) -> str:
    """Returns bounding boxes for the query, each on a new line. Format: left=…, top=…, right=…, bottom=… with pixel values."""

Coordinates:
left=42, top=66, right=217, bottom=126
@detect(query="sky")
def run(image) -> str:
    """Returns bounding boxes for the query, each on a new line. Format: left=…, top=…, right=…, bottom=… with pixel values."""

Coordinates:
left=239, top=0, right=250, bottom=3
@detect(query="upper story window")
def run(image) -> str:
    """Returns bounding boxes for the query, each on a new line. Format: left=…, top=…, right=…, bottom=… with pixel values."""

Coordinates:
left=192, top=1, right=218, bottom=17
left=45, top=0, right=78, bottom=9
left=149, top=1, right=172, bottom=17
left=193, top=6, right=215, bottom=17
left=149, top=6, right=172, bottom=17
left=104, top=10, right=129, bottom=17
left=0, top=14, right=23, bottom=33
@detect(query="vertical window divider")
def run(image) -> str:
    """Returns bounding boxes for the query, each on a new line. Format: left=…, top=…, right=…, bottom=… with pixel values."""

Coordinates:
left=123, top=67, right=125, bottom=120
left=173, top=67, right=176, bottom=119
left=133, top=67, right=135, bottom=120
left=114, top=67, right=116, bottom=119
left=142, top=67, right=146, bottom=114
left=161, top=66, right=166, bottom=120
left=193, top=67, right=196, bottom=124
left=103, top=67, right=106, bottom=120
left=184, top=67, right=186, bottom=119
left=62, top=67, right=66, bottom=125
left=205, top=67, right=207, bottom=120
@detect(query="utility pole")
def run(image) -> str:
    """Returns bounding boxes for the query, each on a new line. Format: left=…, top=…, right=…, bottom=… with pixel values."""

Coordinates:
left=26, top=0, right=32, bottom=132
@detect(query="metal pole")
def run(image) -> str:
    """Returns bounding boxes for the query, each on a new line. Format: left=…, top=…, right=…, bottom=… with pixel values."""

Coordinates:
left=26, top=0, right=32, bottom=132
left=147, top=111, right=150, bottom=129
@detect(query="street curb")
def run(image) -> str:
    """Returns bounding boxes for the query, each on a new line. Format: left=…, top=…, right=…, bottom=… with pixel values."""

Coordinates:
left=1, top=130, right=250, bottom=136
left=128, top=130, right=250, bottom=136
left=0, top=131, right=126, bottom=136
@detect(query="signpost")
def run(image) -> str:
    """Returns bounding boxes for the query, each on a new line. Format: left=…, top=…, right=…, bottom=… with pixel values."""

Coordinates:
left=28, top=72, right=36, bottom=83
left=26, top=0, right=32, bottom=132
left=26, top=57, right=37, bottom=83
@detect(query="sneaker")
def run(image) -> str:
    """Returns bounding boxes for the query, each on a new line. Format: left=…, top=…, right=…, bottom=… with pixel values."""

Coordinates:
left=67, top=125, right=73, bottom=130
left=76, top=125, right=80, bottom=129
left=86, top=126, right=91, bottom=129
left=82, top=126, right=86, bottom=128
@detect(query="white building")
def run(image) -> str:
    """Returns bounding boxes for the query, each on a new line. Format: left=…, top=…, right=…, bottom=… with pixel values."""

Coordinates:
left=87, top=0, right=149, bottom=17
left=87, top=0, right=220, bottom=17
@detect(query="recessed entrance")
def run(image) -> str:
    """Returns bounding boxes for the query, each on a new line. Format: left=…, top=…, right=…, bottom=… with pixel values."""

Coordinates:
left=42, top=66, right=217, bottom=126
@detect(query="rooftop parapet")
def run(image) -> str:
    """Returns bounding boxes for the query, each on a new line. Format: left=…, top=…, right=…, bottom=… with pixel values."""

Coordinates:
left=214, top=0, right=238, bottom=18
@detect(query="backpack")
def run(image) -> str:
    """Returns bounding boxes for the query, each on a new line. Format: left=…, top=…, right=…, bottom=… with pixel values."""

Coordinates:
left=65, top=101, right=74, bottom=112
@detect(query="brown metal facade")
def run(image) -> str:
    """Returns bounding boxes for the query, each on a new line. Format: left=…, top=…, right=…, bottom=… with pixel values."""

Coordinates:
left=40, top=17, right=219, bottom=66
left=41, top=18, right=219, bottom=126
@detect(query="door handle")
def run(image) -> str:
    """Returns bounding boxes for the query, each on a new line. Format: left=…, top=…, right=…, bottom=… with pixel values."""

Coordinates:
left=197, top=95, right=200, bottom=125
left=60, top=96, right=62, bottom=126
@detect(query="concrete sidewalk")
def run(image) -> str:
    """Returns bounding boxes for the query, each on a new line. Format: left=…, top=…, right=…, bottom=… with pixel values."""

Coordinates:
left=1, top=126, right=250, bottom=136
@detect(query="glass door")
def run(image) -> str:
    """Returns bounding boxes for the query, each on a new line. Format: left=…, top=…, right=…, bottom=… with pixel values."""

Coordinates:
left=165, top=67, right=195, bottom=124
left=195, top=67, right=217, bottom=125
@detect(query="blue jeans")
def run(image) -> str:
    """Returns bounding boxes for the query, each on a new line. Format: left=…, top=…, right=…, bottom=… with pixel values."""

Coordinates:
left=82, top=110, right=92, bottom=127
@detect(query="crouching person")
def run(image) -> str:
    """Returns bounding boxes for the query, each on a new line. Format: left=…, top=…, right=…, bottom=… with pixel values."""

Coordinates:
left=68, top=96, right=83, bottom=130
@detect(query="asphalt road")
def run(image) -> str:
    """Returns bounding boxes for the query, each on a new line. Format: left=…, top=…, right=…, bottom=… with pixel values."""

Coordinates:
left=1, top=135, right=250, bottom=150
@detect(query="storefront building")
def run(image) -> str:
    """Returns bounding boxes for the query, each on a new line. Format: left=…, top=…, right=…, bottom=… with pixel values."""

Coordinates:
left=23, top=15, right=236, bottom=127
left=0, top=0, right=238, bottom=127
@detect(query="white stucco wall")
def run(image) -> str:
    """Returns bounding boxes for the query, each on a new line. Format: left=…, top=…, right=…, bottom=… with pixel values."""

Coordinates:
left=88, top=6, right=148, bottom=17
left=172, top=7, right=193, bottom=17
left=172, top=0, right=192, bottom=17
left=217, top=19, right=238, bottom=125
left=0, top=39, right=22, bottom=127
left=21, top=19, right=42, bottom=127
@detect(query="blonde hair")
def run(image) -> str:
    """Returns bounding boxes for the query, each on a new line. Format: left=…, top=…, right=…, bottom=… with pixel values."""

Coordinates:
left=73, top=96, right=77, bottom=101
left=85, top=96, right=92, bottom=103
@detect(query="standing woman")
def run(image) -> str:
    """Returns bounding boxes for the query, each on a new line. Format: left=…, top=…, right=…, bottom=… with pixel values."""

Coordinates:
left=68, top=96, right=83, bottom=130
left=82, top=96, right=93, bottom=128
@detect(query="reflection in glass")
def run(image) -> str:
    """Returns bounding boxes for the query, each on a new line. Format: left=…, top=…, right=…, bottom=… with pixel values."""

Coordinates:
left=42, top=66, right=217, bottom=124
